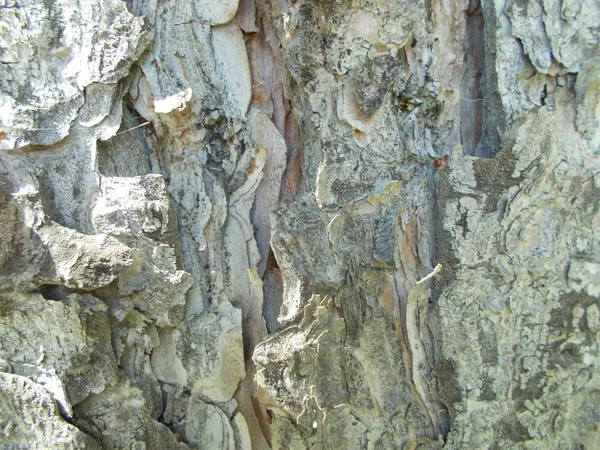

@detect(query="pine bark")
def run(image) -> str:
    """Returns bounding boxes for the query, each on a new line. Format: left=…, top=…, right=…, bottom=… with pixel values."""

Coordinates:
left=0, top=0, right=599, bottom=448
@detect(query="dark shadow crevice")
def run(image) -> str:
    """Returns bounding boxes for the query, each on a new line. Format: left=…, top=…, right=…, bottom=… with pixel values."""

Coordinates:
left=461, top=0, right=505, bottom=158
left=460, top=0, right=485, bottom=156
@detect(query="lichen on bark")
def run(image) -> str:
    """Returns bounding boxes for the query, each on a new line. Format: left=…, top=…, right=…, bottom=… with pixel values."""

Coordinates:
left=0, top=0, right=599, bottom=449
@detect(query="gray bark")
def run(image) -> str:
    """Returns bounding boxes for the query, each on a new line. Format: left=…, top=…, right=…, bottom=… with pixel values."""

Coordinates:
left=0, top=0, right=599, bottom=448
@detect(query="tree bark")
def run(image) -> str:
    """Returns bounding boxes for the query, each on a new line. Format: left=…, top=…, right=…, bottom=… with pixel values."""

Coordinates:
left=0, top=0, right=599, bottom=448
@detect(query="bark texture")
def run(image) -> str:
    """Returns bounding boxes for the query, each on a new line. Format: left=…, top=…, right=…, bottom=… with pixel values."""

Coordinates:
left=0, top=0, right=599, bottom=449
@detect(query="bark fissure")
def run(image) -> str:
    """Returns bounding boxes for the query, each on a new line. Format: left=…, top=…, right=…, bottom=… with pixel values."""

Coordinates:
left=0, top=0, right=599, bottom=448
left=461, top=0, right=485, bottom=157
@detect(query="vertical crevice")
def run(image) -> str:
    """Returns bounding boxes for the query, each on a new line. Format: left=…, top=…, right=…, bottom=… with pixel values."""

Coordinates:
left=234, top=0, right=302, bottom=447
left=461, top=0, right=505, bottom=158
left=262, top=250, right=284, bottom=333
left=280, top=111, right=302, bottom=204
left=244, top=0, right=302, bottom=335
left=460, top=0, right=485, bottom=156
left=480, top=0, right=505, bottom=158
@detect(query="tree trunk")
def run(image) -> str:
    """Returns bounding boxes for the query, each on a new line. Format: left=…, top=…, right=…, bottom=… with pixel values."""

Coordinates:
left=0, top=0, right=599, bottom=448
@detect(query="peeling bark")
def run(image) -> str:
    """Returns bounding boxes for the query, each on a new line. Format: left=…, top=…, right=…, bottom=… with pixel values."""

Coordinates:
left=0, top=0, right=599, bottom=448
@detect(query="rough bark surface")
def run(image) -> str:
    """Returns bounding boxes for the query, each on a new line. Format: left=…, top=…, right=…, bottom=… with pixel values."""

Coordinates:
left=0, top=0, right=599, bottom=449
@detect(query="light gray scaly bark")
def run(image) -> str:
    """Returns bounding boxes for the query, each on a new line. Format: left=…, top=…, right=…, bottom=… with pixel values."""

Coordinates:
left=0, top=0, right=599, bottom=449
